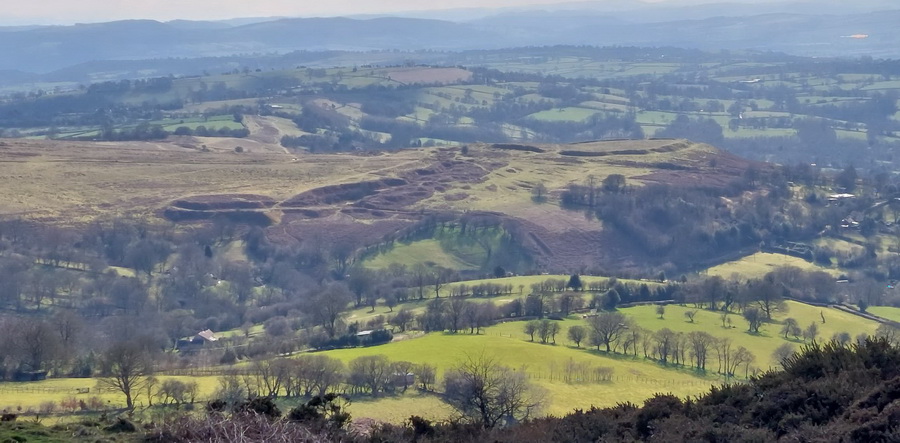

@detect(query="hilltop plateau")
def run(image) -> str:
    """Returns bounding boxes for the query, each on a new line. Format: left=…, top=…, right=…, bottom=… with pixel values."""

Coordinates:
left=0, top=137, right=756, bottom=273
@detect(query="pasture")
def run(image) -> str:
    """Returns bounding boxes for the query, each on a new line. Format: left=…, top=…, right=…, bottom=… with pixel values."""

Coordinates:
left=867, top=306, right=900, bottom=323
left=0, top=283, right=882, bottom=423
left=527, top=107, right=600, bottom=122
left=704, top=252, right=837, bottom=279
left=363, top=238, right=482, bottom=271
left=323, top=328, right=718, bottom=417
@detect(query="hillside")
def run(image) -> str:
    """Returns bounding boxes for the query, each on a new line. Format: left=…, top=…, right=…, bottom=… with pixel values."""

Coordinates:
left=0, top=137, right=756, bottom=273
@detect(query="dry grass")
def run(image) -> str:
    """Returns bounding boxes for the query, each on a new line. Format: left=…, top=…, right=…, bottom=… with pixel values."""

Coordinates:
left=0, top=137, right=713, bottom=229
left=0, top=139, right=423, bottom=222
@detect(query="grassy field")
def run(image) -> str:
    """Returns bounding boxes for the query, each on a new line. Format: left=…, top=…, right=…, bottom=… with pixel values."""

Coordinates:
left=1, top=295, right=880, bottom=423
left=323, top=328, right=718, bottom=417
left=0, top=138, right=435, bottom=221
left=527, top=107, right=600, bottom=122
left=364, top=239, right=481, bottom=270
left=0, top=375, right=221, bottom=413
left=487, top=301, right=878, bottom=370
left=705, top=252, right=838, bottom=279
left=362, top=226, right=507, bottom=272
left=341, top=273, right=660, bottom=327
left=334, top=297, right=880, bottom=419
left=813, top=237, right=865, bottom=255
left=867, top=306, right=900, bottom=323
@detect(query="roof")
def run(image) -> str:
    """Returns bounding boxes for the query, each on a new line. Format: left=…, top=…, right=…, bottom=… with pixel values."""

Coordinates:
left=197, top=329, right=219, bottom=342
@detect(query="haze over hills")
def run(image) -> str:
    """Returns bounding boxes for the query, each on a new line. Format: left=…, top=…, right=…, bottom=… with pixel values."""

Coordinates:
left=1, top=0, right=899, bottom=77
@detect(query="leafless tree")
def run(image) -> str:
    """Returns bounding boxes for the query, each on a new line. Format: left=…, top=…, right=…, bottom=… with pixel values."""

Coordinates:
left=309, top=283, right=352, bottom=338
left=294, top=355, right=345, bottom=397
left=97, top=341, right=153, bottom=410
left=687, top=331, right=715, bottom=371
left=16, top=319, right=61, bottom=372
left=348, top=355, right=392, bottom=395
left=781, top=317, right=801, bottom=339
left=443, top=353, right=546, bottom=428
left=772, top=343, right=796, bottom=369
left=588, top=312, right=628, bottom=352
left=567, top=325, right=586, bottom=348
left=875, top=323, right=899, bottom=345
left=804, top=322, right=820, bottom=342
left=654, top=328, right=677, bottom=363
left=743, top=307, right=764, bottom=333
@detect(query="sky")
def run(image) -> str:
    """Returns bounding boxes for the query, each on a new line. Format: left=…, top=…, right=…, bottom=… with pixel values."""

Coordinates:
left=3, top=0, right=672, bottom=25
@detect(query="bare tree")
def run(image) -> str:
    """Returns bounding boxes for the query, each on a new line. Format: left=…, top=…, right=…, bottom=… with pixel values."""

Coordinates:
left=832, top=331, right=851, bottom=346
left=751, top=280, right=787, bottom=321
left=684, top=310, right=697, bottom=323
left=743, top=307, right=764, bottom=333
left=654, top=328, right=677, bottom=363
left=310, top=283, right=352, bottom=338
left=444, top=297, right=473, bottom=333
left=347, top=267, right=375, bottom=307
left=875, top=323, right=900, bottom=345
left=781, top=318, right=801, bottom=339
left=524, top=320, right=540, bottom=342
left=803, top=322, right=820, bottom=342
left=392, top=361, right=416, bottom=392
left=442, top=353, right=546, bottom=428
left=389, top=308, right=414, bottom=332
left=295, top=355, right=345, bottom=397
left=417, top=363, right=436, bottom=391
left=98, top=341, right=153, bottom=410
left=622, top=324, right=643, bottom=356
left=348, top=355, right=392, bottom=395
left=412, top=264, right=429, bottom=300
left=772, top=343, right=796, bottom=369
left=567, top=325, right=586, bottom=348
left=588, top=312, right=628, bottom=352
left=431, top=267, right=455, bottom=298
left=687, top=331, right=715, bottom=371
left=16, top=319, right=61, bottom=372
left=542, top=320, right=561, bottom=344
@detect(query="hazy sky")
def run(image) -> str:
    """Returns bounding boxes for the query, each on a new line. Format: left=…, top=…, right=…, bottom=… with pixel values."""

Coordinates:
left=3, top=0, right=684, bottom=25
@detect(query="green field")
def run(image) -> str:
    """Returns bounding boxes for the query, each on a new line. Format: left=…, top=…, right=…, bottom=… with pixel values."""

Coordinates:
left=705, top=252, right=837, bottom=279
left=527, top=107, right=600, bottom=122
left=323, top=327, right=717, bottom=417
left=334, top=298, right=880, bottom=418
left=0, top=287, right=882, bottom=423
left=487, top=301, right=877, bottom=369
left=867, top=306, right=900, bottom=323
left=0, top=375, right=221, bottom=413
left=364, top=239, right=482, bottom=271
left=362, top=226, right=508, bottom=272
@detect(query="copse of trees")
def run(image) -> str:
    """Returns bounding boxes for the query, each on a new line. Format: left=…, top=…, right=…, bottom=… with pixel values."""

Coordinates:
left=204, top=354, right=436, bottom=402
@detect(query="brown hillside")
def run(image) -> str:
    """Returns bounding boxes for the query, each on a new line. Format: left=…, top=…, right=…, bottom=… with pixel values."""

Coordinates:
left=0, top=138, right=759, bottom=271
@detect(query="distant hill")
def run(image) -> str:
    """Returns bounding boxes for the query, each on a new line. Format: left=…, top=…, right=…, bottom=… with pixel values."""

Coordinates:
left=1, top=4, right=899, bottom=75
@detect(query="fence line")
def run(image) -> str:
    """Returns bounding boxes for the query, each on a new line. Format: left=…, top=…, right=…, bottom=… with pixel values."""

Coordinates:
left=524, top=371, right=715, bottom=386
left=0, top=385, right=115, bottom=394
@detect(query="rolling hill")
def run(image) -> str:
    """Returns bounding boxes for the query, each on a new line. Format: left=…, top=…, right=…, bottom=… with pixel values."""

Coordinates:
left=0, top=137, right=756, bottom=274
